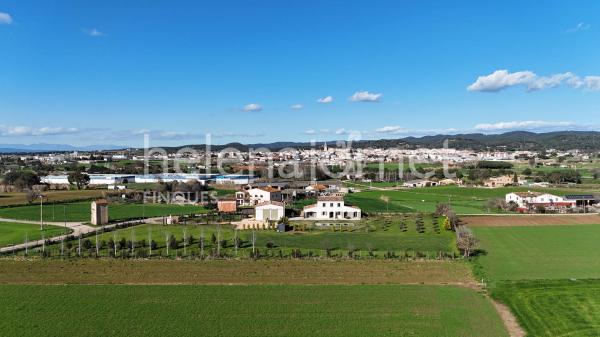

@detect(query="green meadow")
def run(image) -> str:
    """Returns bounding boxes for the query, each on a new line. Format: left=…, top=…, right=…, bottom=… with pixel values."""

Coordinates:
left=0, top=284, right=507, bottom=337
left=0, top=202, right=208, bottom=223
left=472, top=223, right=600, bottom=336
left=473, top=224, right=600, bottom=281
left=344, top=186, right=596, bottom=214
left=0, top=222, right=69, bottom=248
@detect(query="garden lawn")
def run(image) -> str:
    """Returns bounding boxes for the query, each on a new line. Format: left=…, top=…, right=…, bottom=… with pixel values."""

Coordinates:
left=0, top=284, right=507, bottom=337
left=0, top=202, right=208, bottom=222
left=345, top=186, right=597, bottom=214
left=0, top=222, right=69, bottom=247
left=493, top=279, right=600, bottom=337
left=472, top=224, right=600, bottom=281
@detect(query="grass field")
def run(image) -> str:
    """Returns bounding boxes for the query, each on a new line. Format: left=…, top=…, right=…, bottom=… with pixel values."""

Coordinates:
left=472, top=224, right=600, bottom=281
left=0, top=201, right=208, bottom=222
left=0, top=222, right=69, bottom=248
left=0, top=284, right=507, bottom=337
left=0, top=259, right=475, bottom=285
left=493, top=279, right=600, bottom=337
left=0, top=189, right=106, bottom=206
left=345, top=186, right=596, bottom=214
left=38, top=213, right=456, bottom=258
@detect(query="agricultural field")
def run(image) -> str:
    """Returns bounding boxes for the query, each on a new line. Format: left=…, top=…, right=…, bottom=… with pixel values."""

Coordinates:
left=0, top=201, right=208, bottom=223
left=493, top=280, right=600, bottom=337
left=0, top=222, right=69, bottom=248
left=0, top=259, right=475, bottom=285
left=344, top=185, right=596, bottom=214
left=0, top=189, right=106, bottom=206
left=35, top=214, right=456, bottom=259
left=472, top=224, right=600, bottom=281
left=470, top=221, right=600, bottom=336
left=0, top=284, right=507, bottom=337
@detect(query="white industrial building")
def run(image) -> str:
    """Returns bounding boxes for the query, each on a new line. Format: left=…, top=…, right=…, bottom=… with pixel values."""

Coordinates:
left=302, top=196, right=361, bottom=220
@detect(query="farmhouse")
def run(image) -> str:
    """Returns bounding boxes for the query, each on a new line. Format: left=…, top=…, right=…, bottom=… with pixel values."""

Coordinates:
left=403, top=179, right=438, bottom=188
left=505, top=192, right=576, bottom=212
left=302, top=196, right=361, bottom=220
left=255, top=201, right=285, bottom=221
left=247, top=187, right=283, bottom=205
left=484, top=175, right=515, bottom=188
left=217, top=197, right=237, bottom=213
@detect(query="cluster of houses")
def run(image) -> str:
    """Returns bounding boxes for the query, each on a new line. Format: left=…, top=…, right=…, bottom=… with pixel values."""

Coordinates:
left=216, top=182, right=362, bottom=228
left=505, top=192, right=599, bottom=213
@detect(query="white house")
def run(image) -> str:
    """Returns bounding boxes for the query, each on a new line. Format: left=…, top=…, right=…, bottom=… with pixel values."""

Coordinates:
left=403, top=179, right=438, bottom=188
left=255, top=201, right=285, bottom=221
left=247, top=187, right=282, bottom=205
left=302, top=196, right=361, bottom=220
left=505, top=192, right=575, bottom=211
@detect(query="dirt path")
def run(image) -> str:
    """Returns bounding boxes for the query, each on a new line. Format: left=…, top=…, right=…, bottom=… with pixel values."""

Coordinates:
left=490, top=299, right=526, bottom=337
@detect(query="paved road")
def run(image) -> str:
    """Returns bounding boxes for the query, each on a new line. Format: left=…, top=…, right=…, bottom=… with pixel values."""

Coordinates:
left=0, top=217, right=157, bottom=254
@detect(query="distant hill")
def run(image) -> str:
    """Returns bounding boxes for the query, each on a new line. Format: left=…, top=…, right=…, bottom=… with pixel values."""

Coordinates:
left=0, top=143, right=124, bottom=153
left=166, top=131, right=600, bottom=152
left=3, top=131, right=600, bottom=154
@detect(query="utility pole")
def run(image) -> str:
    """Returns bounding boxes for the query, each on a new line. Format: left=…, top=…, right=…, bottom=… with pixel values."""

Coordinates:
left=39, top=195, right=44, bottom=231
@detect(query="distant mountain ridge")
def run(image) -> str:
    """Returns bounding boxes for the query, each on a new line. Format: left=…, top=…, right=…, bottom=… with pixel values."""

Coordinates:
left=169, top=131, right=600, bottom=152
left=2, top=131, right=600, bottom=153
left=0, top=143, right=124, bottom=153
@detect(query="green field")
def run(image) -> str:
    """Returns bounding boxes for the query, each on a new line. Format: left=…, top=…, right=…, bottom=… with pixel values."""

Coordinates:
left=40, top=213, right=456, bottom=258
left=0, top=284, right=507, bottom=337
left=493, top=280, right=600, bottom=337
left=345, top=186, right=595, bottom=214
left=473, top=224, right=600, bottom=281
left=0, top=202, right=208, bottom=223
left=0, top=222, right=69, bottom=248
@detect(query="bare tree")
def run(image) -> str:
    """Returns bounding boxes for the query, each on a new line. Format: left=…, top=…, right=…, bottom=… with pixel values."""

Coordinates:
left=456, top=226, right=478, bottom=258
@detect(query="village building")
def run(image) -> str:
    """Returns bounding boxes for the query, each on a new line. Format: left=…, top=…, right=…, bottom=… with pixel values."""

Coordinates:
left=255, top=201, right=285, bottom=221
left=217, top=197, right=237, bottom=213
left=247, top=187, right=283, bottom=205
left=505, top=192, right=576, bottom=212
left=302, top=196, right=361, bottom=220
left=402, top=179, right=438, bottom=188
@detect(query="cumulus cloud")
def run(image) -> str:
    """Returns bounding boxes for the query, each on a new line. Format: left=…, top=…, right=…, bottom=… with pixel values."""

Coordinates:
left=0, top=12, right=12, bottom=25
left=0, top=125, right=81, bottom=137
left=290, top=104, right=303, bottom=110
left=317, top=96, right=333, bottom=103
left=566, top=22, right=591, bottom=33
left=468, top=69, right=600, bottom=92
left=350, top=91, right=382, bottom=102
left=242, top=103, right=262, bottom=112
left=335, top=128, right=348, bottom=135
left=304, top=129, right=316, bottom=135
left=474, top=120, right=576, bottom=131
left=84, top=28, right=106, bottom=37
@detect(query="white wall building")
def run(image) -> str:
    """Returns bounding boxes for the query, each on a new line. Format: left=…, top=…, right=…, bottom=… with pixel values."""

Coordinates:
left=255, top=201, right=285, bottom=221
left=247, top=187, right=282, bottom=205
left=302, top=196, right=361, bottom=220
left=505, top=192, right=575, bottom=210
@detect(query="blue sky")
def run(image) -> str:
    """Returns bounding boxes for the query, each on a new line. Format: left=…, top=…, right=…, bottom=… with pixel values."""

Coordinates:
left=1, top=0, right=600, bottom=146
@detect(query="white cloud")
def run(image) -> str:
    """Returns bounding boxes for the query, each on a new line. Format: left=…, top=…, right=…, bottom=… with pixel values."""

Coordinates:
left=0, top=125, right=81, bottom=137
left=567, top=22, right=591, bottom=33
left=375, top=125, right=407, bottom=134
left=84, top=28, right=106, bottom=37
left=0, top=12, right=12, bottom=25
left=290, top=104, right=303, bottom=110
left=317, top=96, right=333, bottom=103
left=335, top=128, right=348, bottom=135
left=242, top=103, right=262, bottom=112
left=468, top=70, right=600, bottom=92
left=350, top=91, right=382, bottom=102
left=304, top=129, right=316, bottom=135
left=467, top=70, right=536, bottom=92
left=474, top=120, right=576, bottom=131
